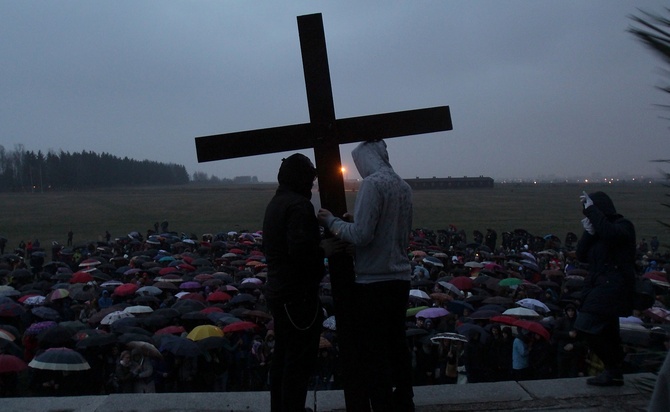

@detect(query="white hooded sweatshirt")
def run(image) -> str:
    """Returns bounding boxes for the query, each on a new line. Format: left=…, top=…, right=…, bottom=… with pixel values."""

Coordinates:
left=326, top=140, right=413, bottom=283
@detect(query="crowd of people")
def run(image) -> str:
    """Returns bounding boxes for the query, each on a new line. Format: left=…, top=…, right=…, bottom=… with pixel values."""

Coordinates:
left=0, top=221, right=669, bottom=398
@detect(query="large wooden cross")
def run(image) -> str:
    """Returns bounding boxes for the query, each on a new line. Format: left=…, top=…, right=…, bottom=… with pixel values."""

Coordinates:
left=194, top=13, right=451, bottom=406
left=195, top=13, right=451, bottom=216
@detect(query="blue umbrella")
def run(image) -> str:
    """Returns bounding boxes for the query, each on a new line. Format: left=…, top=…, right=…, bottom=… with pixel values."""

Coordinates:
left=158, top=335, right=203, bottom=357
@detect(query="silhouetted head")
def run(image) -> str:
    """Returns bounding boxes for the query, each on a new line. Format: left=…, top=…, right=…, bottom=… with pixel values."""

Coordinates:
left=277, top=153, right=317, bottom=198
left=588, top=191, right=617, bottom=217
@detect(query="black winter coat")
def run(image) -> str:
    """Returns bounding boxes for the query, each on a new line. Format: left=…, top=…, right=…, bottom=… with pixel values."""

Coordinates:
left=262, top=185, right=324, bottom=304
left=576, top=203, right=636, bottom=317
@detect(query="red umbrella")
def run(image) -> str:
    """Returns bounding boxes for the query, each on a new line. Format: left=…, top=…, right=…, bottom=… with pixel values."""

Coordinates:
left=514, top=319, right=550, bottom=341
left=489, top=315, right=519, bottom=326
left=449, top=276, right=473, bottom=291
left=0, top=301, right=26, bottom=317
left=643, top=271, right=668, bottom=282
left=158, top=267, right=178, bottom=276
left=180, top=292, right=206, bottom=303
left=201, top=306, right=224, bottom=314
left=0, top=354, right=28, bottom=373
left=154, top=325, right=186, bottom=336
left=206, top=291, right=232, bottom=303
left=113, top=283, right=139, bottom=297
left=70, top=271, right=94, bottom=284
left=222, top=321, right=257, bottom=334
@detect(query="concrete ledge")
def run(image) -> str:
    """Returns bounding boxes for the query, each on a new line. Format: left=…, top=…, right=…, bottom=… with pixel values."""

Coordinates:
left=1, top=373, right=655, bottom=412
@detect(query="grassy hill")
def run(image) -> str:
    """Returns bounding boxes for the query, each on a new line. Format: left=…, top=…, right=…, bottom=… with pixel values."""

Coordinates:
left=1, top=182, right=667, bottom=252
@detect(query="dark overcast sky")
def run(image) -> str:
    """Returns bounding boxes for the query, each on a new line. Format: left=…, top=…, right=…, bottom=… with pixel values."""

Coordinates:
left=1, top=1, right=668, bottom=182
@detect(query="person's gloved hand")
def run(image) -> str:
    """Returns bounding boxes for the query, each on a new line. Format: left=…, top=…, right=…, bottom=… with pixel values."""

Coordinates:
left=580, top=191, right=594, bottom=209
left=581, top=217, right=595, bottom=235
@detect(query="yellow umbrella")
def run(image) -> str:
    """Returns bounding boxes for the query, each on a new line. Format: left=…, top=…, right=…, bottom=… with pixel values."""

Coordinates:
left=186, top=325, right=223, bottom=341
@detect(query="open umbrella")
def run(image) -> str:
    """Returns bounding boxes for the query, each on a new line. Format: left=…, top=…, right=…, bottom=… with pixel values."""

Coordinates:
left=187, top=325, right=224, bottom=341
left=408, top=289, right=430, bottom=300
left=222, top=321, right=257, bottom=334
left=31, top=306, right=61, bottom=321
left=69, top=271, right=94, bottom=284
left=322, top=315, right=336, bottom=331
left=47, top=288, right=70, bottom=301
left=29, top=347, right=90, bottom=371
left=423, top=256, right=444, bottom=267
left=468, top=309, right=500, bottom=320
left=101, top=310, right=134, bottom=325
left=406, top=306, right=430, bottom=318
left=25, top=320, right=58, bottom=336
left=0, top=353, right=28, bottom=373
left=516, top=298, right=551, bottom=314
left=456, top=323, right=489, bottom=343
left=136, top=286, right=163, bottom=296
left=514, top=319, right=550, bottom=341
left=154, top=325, right=186, bottom=336
left=158, top=335, right=203, bottom=357
left=644, top=307, right=670, bottom=323
left=449, top=276, right=473, bottom=291
left=76, top=333, right=118, bottom=350
left=437, top=281, right=464, bottom=297
left=114, top=283, right=139, bottom=297
left=0, top=328, right=16, bottom=342
left=502, top=307, right=541, bottom=318
left=446, top=300, right=474, bottom=315
left=499, top=278, right=523, bottom=287
left=430, top=332, right=468, bottom=344
left=415, top=307, right=449, bottom=319
left=490, top=315, right=520, bottom=326
left=126, top=340, right=163, bottom=358
left=123, top=305, right=154, bottom=315
left=230, top=293, right=256, bottom=305
left=0, top=301, right=27, bottom=318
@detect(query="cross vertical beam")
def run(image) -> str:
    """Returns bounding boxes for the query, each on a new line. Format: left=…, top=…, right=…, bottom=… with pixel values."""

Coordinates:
left=298, top=13, right=347, bottom=217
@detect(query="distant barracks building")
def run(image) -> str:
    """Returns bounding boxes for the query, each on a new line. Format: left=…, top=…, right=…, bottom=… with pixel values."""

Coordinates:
left=404, top=176, right=494, bottom=190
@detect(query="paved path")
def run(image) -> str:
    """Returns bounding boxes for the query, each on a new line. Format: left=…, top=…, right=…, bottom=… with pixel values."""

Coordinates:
left=2, top=373, right=656, bottom=412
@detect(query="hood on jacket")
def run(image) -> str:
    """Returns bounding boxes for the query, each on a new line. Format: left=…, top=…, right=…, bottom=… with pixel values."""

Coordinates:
left=588, top=191, right=617, bottom=217
left=352, top=140, right=392, bottom=178
left=277, top=153, right=317, bottom=198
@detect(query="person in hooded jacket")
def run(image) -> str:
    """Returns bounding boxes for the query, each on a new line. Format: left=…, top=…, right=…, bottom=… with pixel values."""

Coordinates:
left=318, top=139, right=415, bottom=412
left=575, top=191, right=636, bottom=386
left=262, top=153, right=325, bottom=412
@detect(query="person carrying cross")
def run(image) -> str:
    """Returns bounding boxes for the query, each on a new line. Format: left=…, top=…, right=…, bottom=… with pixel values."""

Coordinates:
left=318, top=139, right=415, bottom=412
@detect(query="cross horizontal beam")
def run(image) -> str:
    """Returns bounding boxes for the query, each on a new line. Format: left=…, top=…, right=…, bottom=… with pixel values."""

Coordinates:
left=195, top=106, right=451, bottom=162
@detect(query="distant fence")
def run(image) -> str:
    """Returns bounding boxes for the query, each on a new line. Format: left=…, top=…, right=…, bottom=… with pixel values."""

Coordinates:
left=405, top=176, right=494, bottom=190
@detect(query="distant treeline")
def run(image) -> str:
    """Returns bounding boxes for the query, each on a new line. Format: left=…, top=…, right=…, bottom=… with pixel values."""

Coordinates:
left=0, top=145, right=190, bottom=192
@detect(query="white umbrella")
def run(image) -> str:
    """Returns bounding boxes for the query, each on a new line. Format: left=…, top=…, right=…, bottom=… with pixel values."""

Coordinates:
left=101, top=310, right=134, bottom=325
left=123, top=305, right=154, bottom=315
left=502, top=307, right=541, bottom=318
left=516, top=298, right=550, bottom=314
left=430, top=332, right=468, bottom=344
left=437, top=281, right=464, bottom=297
left=322, top=315, right=336, bottom=331
left=136, top=286, right=162, bottom=296
left=409, top=289, right=430, bottom=300
left=23, top=296, right=46, bottom=306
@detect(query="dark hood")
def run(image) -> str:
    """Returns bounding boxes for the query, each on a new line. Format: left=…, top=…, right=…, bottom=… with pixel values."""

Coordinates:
left=277, top=153, right=316, bottom=199
left=588, top=191, right=618, bottom=217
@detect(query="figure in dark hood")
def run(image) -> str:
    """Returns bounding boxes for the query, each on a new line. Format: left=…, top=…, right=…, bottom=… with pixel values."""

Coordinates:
left=575, top=191, right=636, bottom=387
left=262, top=153, right=324, bottom=412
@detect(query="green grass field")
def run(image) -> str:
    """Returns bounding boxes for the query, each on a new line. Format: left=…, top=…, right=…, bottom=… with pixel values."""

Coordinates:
left=1, top=182, right=668, bottom=251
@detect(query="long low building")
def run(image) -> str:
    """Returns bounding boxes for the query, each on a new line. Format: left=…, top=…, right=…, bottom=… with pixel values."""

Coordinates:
left=405, top=176, right=494, bottom=190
